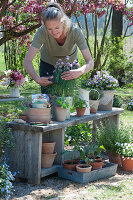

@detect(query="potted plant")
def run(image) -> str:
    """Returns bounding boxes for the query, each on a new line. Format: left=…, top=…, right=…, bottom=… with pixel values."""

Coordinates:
left=62, top=150, right=80, bottom=171
left=96, top=120, right=132, bottom=166
left=74, top=98, right=88, bottom=117
left=1, top=70, right=28, bottom=97
left=83, top=70, right=119, bottom=110
left=74, top=145, right=92, bottom=173
left=89, top=89, right=103, bottom=114
left=54, top=94, right=70, bottom=121
left=47, top=57, right=78, bottom=97
left=84, top=143, right=105, bottom=170
left=47, top=56, right=77, bottom=119
left=116, top=142, right=133, bottom=171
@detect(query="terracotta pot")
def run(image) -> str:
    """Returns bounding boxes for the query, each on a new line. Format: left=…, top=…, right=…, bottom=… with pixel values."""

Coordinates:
left=42, top=142, right=56, bottom=154
left=62, top=159, right=80, bottom=171
left=41, top=152, right=57, bottom=168
left=76, top=164, right=92, bottom=173
left=89, top=100, right=99, bottom=114
left=27, top=107, right=51, bottom=123
left=76, top=107, right=86, bottom=117
left=121, top=156, right=133, bottom=171
left=90, top=159, right=104, bottom=170
left=108, top=152, right=122, bottom=166
left=54, top=106, right=67, bottom=122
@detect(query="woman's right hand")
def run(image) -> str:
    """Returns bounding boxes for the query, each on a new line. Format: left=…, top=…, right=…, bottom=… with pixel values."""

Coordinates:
left=36, top=76, right=53, bottom=87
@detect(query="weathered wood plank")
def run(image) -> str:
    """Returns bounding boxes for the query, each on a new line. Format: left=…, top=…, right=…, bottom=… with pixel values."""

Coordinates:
left=9, top=130, right=25, bottom=177
left=8, top=108, right=124, bottom=132
left=41, top=165, right=60, bottom=178
left=24, top=130, right=42, bottom=184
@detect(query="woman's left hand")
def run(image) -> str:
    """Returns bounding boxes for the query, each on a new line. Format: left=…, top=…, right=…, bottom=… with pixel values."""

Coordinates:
left=61, top=69, right=82, bottom=80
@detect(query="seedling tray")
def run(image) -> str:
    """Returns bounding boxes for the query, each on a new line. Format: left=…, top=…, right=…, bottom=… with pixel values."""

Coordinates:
left=58, top=162, right=118, bottom=183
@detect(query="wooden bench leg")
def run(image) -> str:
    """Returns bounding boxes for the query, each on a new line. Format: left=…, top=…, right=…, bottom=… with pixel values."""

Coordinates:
left=92, top=114, right=120, bottom=142
left=25, top=131, right=42, bottom=185
left=42, top=128, right=65, bottom=164
left=10, top=130, right=42, bottom=185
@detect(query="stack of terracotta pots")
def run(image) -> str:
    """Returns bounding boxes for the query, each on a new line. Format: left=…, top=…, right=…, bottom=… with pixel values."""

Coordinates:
left=41, top=141, right=57, bottom=168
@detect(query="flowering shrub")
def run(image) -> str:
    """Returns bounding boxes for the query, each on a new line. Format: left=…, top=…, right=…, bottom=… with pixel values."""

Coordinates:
left=0, top=118, right=14, bottom=161
left=0, top=162, right=15, bottom=199
left=115, top=142, right=133, bottom=158
left=126, top=99, right=133, bottom=111
left=84, top=70, right=119, bottom=90
left=1, top=70, right=28, bottom=88
left=47, top=57, right=79, bottom=96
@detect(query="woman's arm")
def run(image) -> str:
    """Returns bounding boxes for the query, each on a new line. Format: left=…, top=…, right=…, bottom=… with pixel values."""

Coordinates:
left=23, top=46, right=53, bottom=87
left=61, top=48, right=94, bottom=80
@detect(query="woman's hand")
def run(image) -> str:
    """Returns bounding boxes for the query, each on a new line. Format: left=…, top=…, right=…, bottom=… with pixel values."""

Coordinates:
left=37, top=76, right=53, bottom=87
left=61, top=69, right=82, bottom=80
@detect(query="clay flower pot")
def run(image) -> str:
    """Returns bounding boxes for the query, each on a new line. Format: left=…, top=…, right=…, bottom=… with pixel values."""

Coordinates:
left=62, top=159, right=80, bottom=171
left=90, top=100, right=99, bottom=114
left=27, top=107, right=51, bottom=123
left=121, top=156, right=133, bottom=171
left=90, top=159, right=104, bottom=170
left=41, top=152, right=57, bottom=168
left=76, top=107, right=86, bottom=117
left=42, top=141, right=56, bottom=154
left=108, top=152, right=122, bottom=166
left=54, top=106, right=67, bottom=121
left=76, top=164, right=92, bottom=173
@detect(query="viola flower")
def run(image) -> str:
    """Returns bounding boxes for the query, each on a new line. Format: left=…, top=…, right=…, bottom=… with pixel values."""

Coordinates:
left=84, top=70, right=119, bottom=90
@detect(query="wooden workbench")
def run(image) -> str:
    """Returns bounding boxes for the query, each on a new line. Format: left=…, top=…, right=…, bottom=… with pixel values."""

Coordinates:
left=8, top=107, right=124, bottom=184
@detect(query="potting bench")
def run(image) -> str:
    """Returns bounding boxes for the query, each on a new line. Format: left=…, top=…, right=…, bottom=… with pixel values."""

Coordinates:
left=0, top=94, right=27, bottom=102
left=8, top=107, right=124, bottom=184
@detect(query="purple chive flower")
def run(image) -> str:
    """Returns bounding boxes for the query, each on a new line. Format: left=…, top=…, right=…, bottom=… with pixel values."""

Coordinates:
left=66, top=56, right=69, bottom=60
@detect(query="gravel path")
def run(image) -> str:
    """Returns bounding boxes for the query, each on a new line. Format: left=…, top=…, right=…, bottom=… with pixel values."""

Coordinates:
left=7, top=166, right=133, bottom=200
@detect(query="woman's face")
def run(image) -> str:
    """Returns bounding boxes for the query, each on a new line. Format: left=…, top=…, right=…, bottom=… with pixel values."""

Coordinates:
left=45, top=19, right=64, bottom=39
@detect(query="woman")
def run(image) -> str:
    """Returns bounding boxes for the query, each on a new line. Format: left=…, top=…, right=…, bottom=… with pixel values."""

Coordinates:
left=23, top=2, right=94, bottom=93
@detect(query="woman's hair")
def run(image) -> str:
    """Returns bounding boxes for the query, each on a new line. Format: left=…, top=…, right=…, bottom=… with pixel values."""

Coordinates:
left=42, top=2, right=71, bottom=34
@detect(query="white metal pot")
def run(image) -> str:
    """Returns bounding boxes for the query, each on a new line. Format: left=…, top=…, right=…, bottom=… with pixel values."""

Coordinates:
left=78, top=88, right=90, bottom=115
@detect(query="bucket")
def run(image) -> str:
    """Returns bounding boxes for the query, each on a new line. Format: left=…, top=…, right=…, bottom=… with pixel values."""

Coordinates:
left=78, top=88, right=90, bottom=115
left=98, top=90, right=114, bottom=111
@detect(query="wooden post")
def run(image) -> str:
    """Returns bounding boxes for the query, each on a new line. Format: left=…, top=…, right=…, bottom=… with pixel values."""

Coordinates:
left=42, top=128, right=65, bottom=164
left=24, top=130, right=42, bottom=184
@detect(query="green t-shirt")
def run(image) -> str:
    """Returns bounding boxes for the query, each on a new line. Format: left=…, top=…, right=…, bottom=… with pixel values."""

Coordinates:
left=31, top=24, right=88, bottom=65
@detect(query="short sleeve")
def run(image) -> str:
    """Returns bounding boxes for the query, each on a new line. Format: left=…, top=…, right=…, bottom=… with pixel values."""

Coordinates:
left=73, top=26, right=88, bottom=50
left=31, top=26, right=46, bottom=49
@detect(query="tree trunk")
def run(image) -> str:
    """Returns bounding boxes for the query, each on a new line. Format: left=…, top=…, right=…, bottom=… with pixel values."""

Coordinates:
left=112, top=8, right=125, bottom=86
left=112, top=8, right=123, bottom=38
